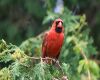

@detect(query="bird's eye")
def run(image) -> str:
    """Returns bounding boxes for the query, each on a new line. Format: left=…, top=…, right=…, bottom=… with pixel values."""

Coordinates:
left=61, top=22, right=63, bottom=25
left=56, top=21, right=59, bottom=25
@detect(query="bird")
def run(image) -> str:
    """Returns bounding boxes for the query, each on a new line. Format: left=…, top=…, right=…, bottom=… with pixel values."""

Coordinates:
left=42, top=18, right=64, bottom=63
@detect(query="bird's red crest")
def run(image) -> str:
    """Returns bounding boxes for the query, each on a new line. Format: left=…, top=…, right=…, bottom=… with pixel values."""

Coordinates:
left=55, top=18, right=63, bottom=23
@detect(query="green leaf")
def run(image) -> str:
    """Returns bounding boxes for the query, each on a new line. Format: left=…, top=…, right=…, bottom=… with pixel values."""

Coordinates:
left=77, top=60, right=85, bottom=73
left=89, top=60, right=99, bottom=76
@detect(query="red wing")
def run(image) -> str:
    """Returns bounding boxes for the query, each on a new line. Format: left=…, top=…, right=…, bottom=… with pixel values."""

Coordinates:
left=42, top=32, right=49, bottom=58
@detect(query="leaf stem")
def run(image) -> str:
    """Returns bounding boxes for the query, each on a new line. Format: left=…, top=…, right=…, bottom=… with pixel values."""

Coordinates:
left=80, top=48, right=91, bottom=80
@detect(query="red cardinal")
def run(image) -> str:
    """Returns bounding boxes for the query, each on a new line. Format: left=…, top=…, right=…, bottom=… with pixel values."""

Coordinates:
left=42, top=18, right=64, bottom=61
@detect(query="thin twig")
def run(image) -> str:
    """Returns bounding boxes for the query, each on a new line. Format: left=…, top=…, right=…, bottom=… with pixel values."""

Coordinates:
left=28, top=57, right=54, bottom=61
left=28, top=56, right=64, bottom=74
left=80, top=48, right=91, bottom=80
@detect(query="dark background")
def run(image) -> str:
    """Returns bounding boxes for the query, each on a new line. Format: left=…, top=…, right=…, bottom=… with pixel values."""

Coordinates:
left=0, top=0, right=100, bottom=51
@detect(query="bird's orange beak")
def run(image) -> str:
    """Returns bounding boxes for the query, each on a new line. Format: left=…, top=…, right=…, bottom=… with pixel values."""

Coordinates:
left=57, top=22, right=62, bottom=28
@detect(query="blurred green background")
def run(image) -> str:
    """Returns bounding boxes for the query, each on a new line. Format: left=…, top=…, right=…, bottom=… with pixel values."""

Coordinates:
left=0, top=0, right=100, bottom=80
left=0, top=0, right=99, bottom=47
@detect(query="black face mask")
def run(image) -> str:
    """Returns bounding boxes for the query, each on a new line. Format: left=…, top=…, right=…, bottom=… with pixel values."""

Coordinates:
left=55, top=27, right=62, bottom=33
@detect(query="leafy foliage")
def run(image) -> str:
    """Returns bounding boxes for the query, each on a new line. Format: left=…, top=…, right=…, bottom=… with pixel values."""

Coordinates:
left=20, top=36, right=42, bottom=56
left=0, top=0, right=100, bottom=80
left=0, top=39, right=69, bottom=80
left=42, top=5, right=99, bottom=80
